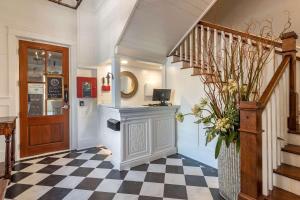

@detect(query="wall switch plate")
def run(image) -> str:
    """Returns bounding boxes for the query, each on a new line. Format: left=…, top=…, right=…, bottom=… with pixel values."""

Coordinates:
left=79, top=101, right=84, bottom=106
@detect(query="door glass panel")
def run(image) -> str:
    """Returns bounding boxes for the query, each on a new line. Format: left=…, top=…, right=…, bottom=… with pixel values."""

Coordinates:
left=47, top=100, right=63, bottom=115
left=27, top=49, right=45, bottom=82
left=28, top=83, right=45, bottom=116
left=47, top=51, right=63, bottom=75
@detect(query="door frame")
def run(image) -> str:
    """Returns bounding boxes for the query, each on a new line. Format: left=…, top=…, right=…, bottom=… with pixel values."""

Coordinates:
left=7, top=27, right=78, bottom=160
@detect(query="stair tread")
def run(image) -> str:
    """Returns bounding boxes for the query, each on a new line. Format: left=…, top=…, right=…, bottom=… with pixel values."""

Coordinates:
left=274, top=164, right=300, bottom=181
left=282, top=144, right=300, bottom=155
left=266, top=187, right=300, bottom=200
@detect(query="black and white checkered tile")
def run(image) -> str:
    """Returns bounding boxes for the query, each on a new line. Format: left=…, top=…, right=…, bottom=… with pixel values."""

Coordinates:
left=6, top=147, right=223, bottom=200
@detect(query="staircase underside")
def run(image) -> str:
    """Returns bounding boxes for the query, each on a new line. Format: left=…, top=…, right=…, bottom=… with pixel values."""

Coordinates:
left=116, top=0, right=216, bottom=63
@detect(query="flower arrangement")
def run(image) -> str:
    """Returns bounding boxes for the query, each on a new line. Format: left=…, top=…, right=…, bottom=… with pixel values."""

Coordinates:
left=176, top=20, right=290, bottom=158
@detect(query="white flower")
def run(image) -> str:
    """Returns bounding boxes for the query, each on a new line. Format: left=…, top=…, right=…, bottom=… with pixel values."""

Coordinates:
left=227, top=79, right=238, bottom=94
left=215, top=117, right=231, bottom=132
left=176, top=113, right=184, bottom=122
left=191, top=104, right=202, bottom=116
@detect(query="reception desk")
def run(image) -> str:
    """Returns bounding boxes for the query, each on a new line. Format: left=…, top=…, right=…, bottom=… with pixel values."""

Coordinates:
left=98, top=105, right=179, bottom=170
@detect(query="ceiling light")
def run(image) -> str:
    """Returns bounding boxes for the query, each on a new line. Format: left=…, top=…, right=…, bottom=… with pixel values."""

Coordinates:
left=121, top=60, right=128, bottom=65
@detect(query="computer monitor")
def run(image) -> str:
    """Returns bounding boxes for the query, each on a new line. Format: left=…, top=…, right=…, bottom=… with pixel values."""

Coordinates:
left=152, top=89, right=171, bottom=106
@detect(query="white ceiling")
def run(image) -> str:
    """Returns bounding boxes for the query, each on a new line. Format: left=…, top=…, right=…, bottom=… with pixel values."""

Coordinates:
left=79, top=0, right=106, bottom=12
left=116, top=0, right=216, bottom=63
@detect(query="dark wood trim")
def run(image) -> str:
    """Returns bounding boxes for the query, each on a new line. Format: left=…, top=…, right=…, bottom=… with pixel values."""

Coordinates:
left=48, top=0, right=83, bottom=9
left=239, top=31, right=298, bottom=200
left=259, top=55, right=291, bottom=109
left=280, top=32, right=298, bottom=131
left=239, top=101, right=263, bottom=200
left=0, top=117, right=17, bottom=180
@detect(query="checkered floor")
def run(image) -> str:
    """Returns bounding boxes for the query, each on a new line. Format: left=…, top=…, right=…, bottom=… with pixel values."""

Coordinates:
left=5, top=147, right=223, bottom=200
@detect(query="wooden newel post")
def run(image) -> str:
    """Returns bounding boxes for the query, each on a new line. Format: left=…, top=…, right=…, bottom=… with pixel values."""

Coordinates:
left=281, top=31, right=298, bottom=131
left=238, top=102, right=263, bottom=200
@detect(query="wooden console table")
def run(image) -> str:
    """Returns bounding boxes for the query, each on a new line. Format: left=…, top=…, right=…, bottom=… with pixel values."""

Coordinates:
left=0, top=117, right=16, bottom=179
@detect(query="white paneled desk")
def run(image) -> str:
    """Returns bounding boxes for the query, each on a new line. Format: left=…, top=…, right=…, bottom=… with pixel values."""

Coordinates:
left=98, top=105, right=179, bottom=170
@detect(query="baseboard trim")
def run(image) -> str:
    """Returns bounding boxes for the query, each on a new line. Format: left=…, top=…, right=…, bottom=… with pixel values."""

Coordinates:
left=119, top=147, right=177, bottom=170
left=18, top=149, right=71, bottom=162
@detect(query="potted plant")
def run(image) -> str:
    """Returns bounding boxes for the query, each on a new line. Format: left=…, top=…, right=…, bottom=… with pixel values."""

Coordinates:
left=175, top=20, right=288, bottom=200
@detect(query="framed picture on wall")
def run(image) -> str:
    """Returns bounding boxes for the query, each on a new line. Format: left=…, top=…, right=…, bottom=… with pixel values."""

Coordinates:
left=77, top=77, right=97, bottom=98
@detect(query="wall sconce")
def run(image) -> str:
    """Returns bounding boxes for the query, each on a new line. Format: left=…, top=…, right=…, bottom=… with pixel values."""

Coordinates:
left=102, top=72, right=114, bottom=92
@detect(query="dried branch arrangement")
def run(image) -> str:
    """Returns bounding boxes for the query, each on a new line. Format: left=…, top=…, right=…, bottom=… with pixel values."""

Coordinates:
left=176, top=19, right=291, bottom=158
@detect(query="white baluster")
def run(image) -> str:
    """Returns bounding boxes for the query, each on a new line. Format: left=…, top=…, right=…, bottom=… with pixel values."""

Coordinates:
left=200, top=25, right=204, bottom=72
left=206, top=27, right=210, bottom=73
left=267, top=99, right=273, bottom=191
left=179, top=44, right=183, bottom=61
left=228, top=33, right=233, bottom=58
left=213, top=29, right=217, bottom=68
left=190, top=31, right=194, bottom=68
left=262, top=109, right=269, bottom=196
left=220, top=31, right=225, bottom=79
left=270, top=49, right=277, bottom=170
left=195, top=27, right=199, bottom=67
left=185, top=38, right=188, bottom=61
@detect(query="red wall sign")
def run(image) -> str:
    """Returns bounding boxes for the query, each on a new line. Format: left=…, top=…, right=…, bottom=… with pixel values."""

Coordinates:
left=77, top=77, right=97, bottom=98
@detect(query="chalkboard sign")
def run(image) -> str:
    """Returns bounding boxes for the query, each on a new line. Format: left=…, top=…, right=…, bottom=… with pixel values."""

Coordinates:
left=47, top=76, right=63, bottom=99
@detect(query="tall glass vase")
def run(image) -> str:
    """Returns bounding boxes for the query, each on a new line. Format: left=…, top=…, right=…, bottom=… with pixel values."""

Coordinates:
left=218, top=142, right=240, bottom=200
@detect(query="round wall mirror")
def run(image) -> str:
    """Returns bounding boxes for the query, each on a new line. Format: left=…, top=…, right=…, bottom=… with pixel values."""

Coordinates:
left=120, top=71, right=138, bottom=98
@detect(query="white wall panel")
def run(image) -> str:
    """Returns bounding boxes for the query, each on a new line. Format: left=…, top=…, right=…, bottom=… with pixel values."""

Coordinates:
left=165, top=57, right=217, bottom=168
left=0, top=0, right=77, bottom=162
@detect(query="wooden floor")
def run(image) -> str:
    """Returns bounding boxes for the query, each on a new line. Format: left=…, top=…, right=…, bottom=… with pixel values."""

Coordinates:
left=266, top=187, right=300, bottom=200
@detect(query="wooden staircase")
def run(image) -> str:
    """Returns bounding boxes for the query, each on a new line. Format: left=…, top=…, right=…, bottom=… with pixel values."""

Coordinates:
left=272, top=123, right=300, bottom=197
left=169, top=20, right=300, bottom=199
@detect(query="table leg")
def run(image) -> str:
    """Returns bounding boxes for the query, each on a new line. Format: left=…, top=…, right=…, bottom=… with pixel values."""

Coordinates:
left=11, top=129, right=15, bottom=165
left=4, top=135, right=11, bottom=179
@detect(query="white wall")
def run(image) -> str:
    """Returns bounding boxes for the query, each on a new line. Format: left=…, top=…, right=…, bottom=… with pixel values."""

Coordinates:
left=77, top=1, right=99, bottom=67
left=0, top=0, right=77, bottom=161
left=97, top=65, right=113, bottom=105
left=203, top=0, right=300, bottom=46
left=165, top=58, right=217, bottom=168
left=96, top=0, right=138, bottom=64
left=76, top=69, right=99, bottom=149
left=121, top=66, right=162, bottom=106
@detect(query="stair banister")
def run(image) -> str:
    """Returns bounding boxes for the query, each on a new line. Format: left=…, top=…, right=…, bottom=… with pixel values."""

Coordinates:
left=168, top=19, right=299, bottom=199
left=239, top=32, right=298, bottom=200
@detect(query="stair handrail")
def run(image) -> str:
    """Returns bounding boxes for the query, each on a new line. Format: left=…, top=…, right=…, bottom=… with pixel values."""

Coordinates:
left=168, top=20, right=283, bottom=57
left=259, top=55, right=291, bottom=109
left=199, top=21, right=282, bottom=48
left=239, top=31, right=298, bottom=200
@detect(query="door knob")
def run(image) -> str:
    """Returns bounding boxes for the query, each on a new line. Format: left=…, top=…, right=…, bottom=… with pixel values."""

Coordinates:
left=62, top=104, right=69, bottom=110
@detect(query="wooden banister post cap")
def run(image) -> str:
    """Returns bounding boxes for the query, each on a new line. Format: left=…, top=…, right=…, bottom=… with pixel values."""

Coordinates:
left=280, top=31, right=298, bottom=53
left=239, top=101, right=262, bottom=110
left=280, top=31, right=298, bottom=40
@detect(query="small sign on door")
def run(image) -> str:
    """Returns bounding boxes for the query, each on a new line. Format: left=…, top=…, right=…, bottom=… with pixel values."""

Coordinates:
left=47, top=76, right=64, bottom=99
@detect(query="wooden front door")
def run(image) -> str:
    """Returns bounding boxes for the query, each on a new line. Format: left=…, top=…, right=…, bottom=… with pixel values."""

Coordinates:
left=19, top=41, right=69, bottom=158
